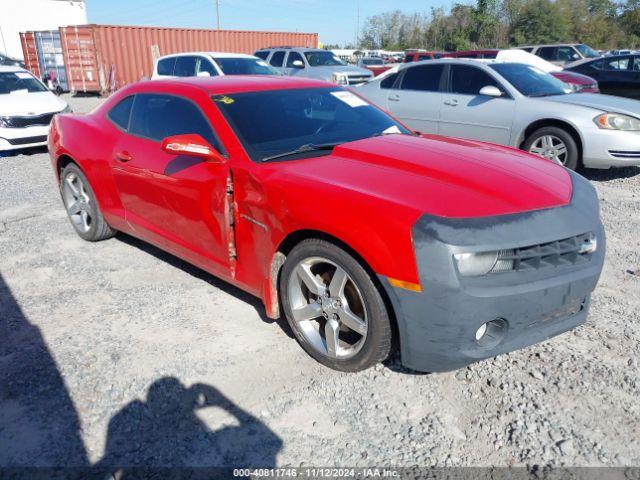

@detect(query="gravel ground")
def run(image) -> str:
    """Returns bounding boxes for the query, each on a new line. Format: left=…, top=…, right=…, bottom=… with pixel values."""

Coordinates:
left=1, top=94, right=639, bottom=470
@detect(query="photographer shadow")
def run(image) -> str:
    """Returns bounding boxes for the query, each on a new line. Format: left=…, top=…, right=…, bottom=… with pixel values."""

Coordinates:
left=95, top=377, right=282, bottom=476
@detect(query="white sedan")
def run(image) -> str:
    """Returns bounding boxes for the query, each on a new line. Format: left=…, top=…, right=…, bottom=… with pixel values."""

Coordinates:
left=0, top=66, right=70, bottom=152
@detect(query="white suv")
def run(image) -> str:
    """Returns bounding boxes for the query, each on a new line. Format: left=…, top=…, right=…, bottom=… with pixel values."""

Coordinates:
left=152, top=52, right=280, bottom=79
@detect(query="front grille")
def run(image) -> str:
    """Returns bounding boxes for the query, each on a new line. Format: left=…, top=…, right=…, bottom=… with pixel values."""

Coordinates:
left=1, top=113, right=55, bottom=128
left=6, top=135, right=48, bottom=145
left=492, top=232, right=595, bottom=273
left=609, top=150, right=640, bottom=159
left=347, top=75, right=372, bottom=85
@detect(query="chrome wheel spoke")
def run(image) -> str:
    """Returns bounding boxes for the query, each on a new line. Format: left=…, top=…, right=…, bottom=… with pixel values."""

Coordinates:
left=339, top=306, right=367, bottom=335
left=67, top=201, right=81, bottom=215
left=292, top=302, right=322, bottom=322
left=329, top=266, right=348, bottom=298
left=65, top=176, right=79, bottom=197
left=296, top=263, right=325, bottom=296
left=324, top=319, right=340, bottom=358
left=80, top=210, right=90, bottom=231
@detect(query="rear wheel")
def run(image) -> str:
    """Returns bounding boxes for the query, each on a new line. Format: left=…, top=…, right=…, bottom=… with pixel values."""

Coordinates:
left=523, top=126, right=579, bottom=170
left=60, top=163, right=115, bottom=241
left=280, top=239, right=392, bottom=372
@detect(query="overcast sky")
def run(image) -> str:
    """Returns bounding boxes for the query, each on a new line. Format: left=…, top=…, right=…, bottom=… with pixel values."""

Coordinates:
left=86, top=0, right=453, bottom=46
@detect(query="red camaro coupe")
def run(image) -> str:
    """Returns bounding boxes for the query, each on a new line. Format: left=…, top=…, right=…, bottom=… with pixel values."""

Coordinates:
left=49, top=76, right=605, bottom=372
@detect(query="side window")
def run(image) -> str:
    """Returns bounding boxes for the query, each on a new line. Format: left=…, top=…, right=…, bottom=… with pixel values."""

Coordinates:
left=286, top=51, right=304, bottom=68
left=197, top=57, right=218, bottom=76
left=157, top=57, right=176, bottom=76
left=537, top=47, right=556, bottom=61
left=557, top=47, right=577, bottom=62
left=520, top=47, right=533, bottom=53
left=400, top=64, right=444, bottom=92
left=590, top=59, right=604, bottom=70
left=269, top=51, right=285, bottom=67
left=605, top=57, right=630, bottom=70
left=173, top=56, right=197, bottom=77
left=450, top=65, right=500, bottom=95
left=129, top=94, right=221, bottom=151
left=633, top=57, right=640, bottom=71
left=254, top=51, right=269, bottom=60
left=380, top=72, right=399, bottom=89
left=107, top=95, right=134, bottom=130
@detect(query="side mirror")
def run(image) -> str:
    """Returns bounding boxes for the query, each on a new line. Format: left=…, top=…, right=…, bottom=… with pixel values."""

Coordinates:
left=161, top=134, right=225, bottom=163
left=479, top=85, right=503, bottom=97
left=292, top=60, right=304, bottom=68
left=197, top=71, right=211, bottom=77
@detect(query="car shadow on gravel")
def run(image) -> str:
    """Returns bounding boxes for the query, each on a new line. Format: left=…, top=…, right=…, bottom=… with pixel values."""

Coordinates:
left=115, top=233, right=295, bottom=339
left=580, top=166, right=640, bottom=182
left=95, top=378, right=283, bottom=475
left=0, top=273, right=89, bottom=467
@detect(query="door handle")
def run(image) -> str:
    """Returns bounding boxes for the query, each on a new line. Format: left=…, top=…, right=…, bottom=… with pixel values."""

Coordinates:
left=115, top=151, right=133, bottom=162
left=444, top=99, right=459, bottom=106
left=388, top=94, right=400, bottom=102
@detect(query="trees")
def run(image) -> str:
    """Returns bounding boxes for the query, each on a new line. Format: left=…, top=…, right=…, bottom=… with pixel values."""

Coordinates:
left=354, top=0, right=637, bottom=51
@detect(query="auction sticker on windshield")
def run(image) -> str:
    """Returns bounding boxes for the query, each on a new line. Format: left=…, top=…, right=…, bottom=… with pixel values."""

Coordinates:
left=331, top=91, right=368, bottom=108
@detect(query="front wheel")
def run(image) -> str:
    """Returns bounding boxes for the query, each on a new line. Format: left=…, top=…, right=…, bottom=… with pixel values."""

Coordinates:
left=523, top=126, right=579, bottom=170
left=60, top=163, right=115, bottom=241
left=279, top=239, right=392, bottom=372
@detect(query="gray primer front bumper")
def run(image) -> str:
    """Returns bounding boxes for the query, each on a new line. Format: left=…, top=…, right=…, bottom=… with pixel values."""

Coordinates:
left=381, top=171, right=605, bottom=372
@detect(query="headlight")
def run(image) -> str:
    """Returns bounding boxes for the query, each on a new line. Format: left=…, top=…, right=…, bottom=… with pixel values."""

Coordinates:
left=0, top=117, right=8, bottom=128
left=594, top=113, right=640, bottom=131
left=331, top=73, right=349, bottom=85
left=454, top=250, right=514, bottom=277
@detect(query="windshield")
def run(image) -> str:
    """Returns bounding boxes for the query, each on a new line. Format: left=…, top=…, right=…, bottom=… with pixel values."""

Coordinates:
left=575, top=44, right=600, bottom=58
left=361, top=58, right=384, bottom=65
left=0, top=71, right=47, bottom=94
left=490, top=63, right=571, bottom=97
left=212, top=87, right=410, bottom=162
left=213, top=57, right=280, bottom=75
left=304, top=51, right=345, bottom=67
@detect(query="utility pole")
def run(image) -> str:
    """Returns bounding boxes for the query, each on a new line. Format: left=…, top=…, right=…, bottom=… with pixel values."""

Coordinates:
left=215, top=0, right=220, bottom=30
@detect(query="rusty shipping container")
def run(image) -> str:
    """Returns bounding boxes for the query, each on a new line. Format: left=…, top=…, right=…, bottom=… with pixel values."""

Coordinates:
left=59, top=24, right=318, bottom=94
left=20, top=32, right=41, bottom=79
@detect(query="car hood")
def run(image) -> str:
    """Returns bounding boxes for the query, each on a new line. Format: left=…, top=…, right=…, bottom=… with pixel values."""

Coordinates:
left=0, top=91, right=66, bottom=116
left=279, top=134, right=572, bottom=218
left=542, top=92, right=640, bottom=116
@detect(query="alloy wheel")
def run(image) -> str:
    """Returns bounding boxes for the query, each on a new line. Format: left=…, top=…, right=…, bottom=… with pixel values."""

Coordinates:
left=287, top=256, right=368, bottom=359
left=62, top=172, right=92, bottom=233
left=528, top=135, right=568, bottom=165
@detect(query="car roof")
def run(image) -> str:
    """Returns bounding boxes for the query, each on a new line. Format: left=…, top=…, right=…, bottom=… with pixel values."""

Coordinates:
left=0, top=65, right=27, bottom=73
left=125, top=75, right=332, bottom=95
left=158, top=52, right=257, bottom=59
left=257, top=47, right=322, bottom=52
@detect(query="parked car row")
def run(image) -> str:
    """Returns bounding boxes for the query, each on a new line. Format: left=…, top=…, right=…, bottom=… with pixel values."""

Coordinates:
left=357, top=58, right=640, bottom=170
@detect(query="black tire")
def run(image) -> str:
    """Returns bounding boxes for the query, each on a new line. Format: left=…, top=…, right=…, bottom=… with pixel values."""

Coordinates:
left=279, top=239, right=392, bottom=372
left=522, top=126, right=580, bottom=171
left=60, top=163, right=115, bottom=241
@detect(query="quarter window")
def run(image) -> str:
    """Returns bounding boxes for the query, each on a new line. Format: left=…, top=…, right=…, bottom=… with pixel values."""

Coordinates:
left=269, top=51, right=286, bottom=67
left=400, top=64, right=444, bottom=91
left=107, top=95, right=134, bottom=130
left=537, top=47, right=556, bottom=61
left=157, top=57, right=176, bottom=76
left=173, top=56, right=197, bottom=77
left=450, top=65, right=500, bottom=95
left=129, top=94, right=220, bottom=150
left=254, top=51, right=269, bottom=60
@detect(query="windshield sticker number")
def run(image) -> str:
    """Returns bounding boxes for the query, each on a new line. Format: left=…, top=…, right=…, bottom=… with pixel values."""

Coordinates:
left=331, top=91, right=368, bottom=108
left=212, top=95, right=235, bottom=104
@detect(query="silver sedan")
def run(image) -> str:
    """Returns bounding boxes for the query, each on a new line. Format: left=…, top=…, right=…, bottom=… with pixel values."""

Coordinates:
left=357, top=59, right=640, bottom=170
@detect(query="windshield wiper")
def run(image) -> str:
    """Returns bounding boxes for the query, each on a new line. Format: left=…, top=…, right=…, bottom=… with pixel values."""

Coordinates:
left=261, top=142, right=341, bottom=162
